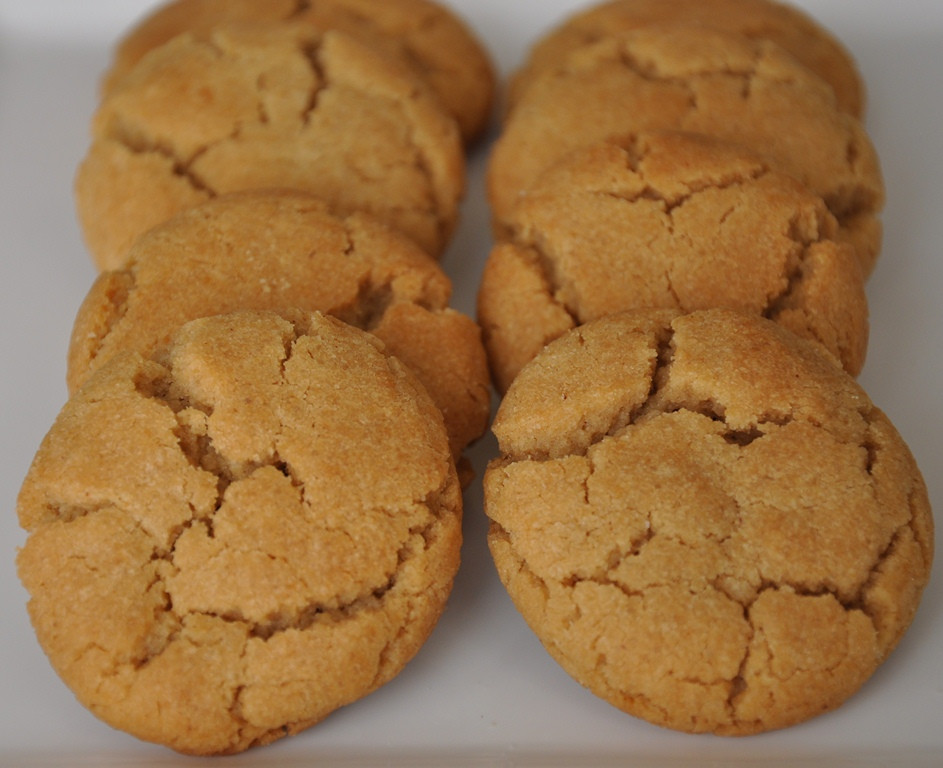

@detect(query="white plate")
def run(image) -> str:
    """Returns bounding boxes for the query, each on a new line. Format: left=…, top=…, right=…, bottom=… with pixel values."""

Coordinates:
left=1, top=1, right=940, bottom=765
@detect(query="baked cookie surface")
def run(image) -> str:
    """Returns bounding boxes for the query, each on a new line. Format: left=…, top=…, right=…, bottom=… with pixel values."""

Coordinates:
left=76, top=22, right=465, bottom=269
left=484, top=309, right=933, bottom=735
left=67, top=190, right=490, bottom=462
left=478, top=132, right=869, bottom=392
left=507, top=0, right=864, bottom=118
left=102, top=0, right=495, bottom=144
left=18, top=310, right=462, bottom=755
left=487, top=26, right=883, bottom=275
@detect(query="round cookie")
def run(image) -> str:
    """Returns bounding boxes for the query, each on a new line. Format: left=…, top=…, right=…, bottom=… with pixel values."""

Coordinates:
left=76, top=22, right=465, bottom=269
left=507, top=0, right=864, bottom=118
left=17, top=309, right=463, bottom=755
left=478, top=131, right=869, bottom=392
left=484, top=308, right=934, bottom=735
left=67, top=190, right=490, bottom=464
left=487, top=26, right=884, bottom=276
left=101, top=0, right=495, bottom=145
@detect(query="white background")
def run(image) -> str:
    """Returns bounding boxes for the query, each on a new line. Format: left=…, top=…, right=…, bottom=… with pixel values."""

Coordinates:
left=1, top=1, right=940, bottom=765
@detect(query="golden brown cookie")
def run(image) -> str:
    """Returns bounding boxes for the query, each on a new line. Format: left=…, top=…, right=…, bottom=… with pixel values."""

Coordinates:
left=478, top=131, right=869, bottom=392
left=67, top=190, right=490, bottom=463
left=484, top=308, right=933, bottom=735
left=18, top=309, right=463, bottom=755
left=507, top=0, right=864, bottom=118
left=487, top=26, right=884, bottom=276
left=76, top=22, right=465, bottom=269
left=102, top=0, right=495, bottom=145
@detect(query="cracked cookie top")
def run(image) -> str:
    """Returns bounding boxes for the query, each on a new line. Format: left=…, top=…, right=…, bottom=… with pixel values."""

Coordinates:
left=76, top=21, right=465, bottom=269
left=506, top=0, right=864, bottom=118
left=101, top=0, right=495, bottom=145
left=17, top=310, right=462, bottom=755
left=67, top=190, right=490, bottom=463
left=486, top=26, right=884, bottom=276
left=478, top=131, right=869, bottom=392
left=484, top=308, right=933, bottom=735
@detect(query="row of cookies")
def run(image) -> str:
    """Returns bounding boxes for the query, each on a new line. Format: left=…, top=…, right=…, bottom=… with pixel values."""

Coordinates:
left=480, top=0, right=885, bottom=392
left=17, top=0, right=496, bottom=756
left=479, top=0, right=932, bottom=737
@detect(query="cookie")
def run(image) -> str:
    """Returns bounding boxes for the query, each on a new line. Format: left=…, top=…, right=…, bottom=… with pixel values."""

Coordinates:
left=484, top=308, right=933, bottom=735
left=75, top=22, right=465, bottom=269
left=101, top=0, right=495, bottom=145
left=487, top=26, right=884, bottom=276
left=67, top=190, right=490, bottom=464
left=478, top=131, right=869, bottom=392
left=17, top=309, right=463, bottom=755
left=507, top=0, right=864, bottom=118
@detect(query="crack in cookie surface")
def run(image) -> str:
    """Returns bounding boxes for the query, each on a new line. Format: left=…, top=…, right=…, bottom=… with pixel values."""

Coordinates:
left=514, top=143, right=773, bottom=322
left=105, top=123, right=218, bottom=197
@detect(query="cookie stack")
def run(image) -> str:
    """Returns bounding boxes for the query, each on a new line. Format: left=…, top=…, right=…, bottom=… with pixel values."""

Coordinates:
left=480, top=0, right=933, bottom=736
left=77, top=0, right=495, bottom=268
left=17, top=0, right=495, bottom=756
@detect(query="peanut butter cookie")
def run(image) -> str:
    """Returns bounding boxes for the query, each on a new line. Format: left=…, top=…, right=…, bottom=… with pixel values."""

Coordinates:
left=67, top=190, right=490, bottom=463
left=478, top=132, right=868, bottom=392
left=18, top=309, right=462, bottom=755
left=507, top=0, right=863, bottom=118
left=102, top=0, right=495, bottom=144
left=487, top=26, right=883, bottom=275
left=485, top=308, right=933, bottom=735
left=76, top=22, right=464, bottom=269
